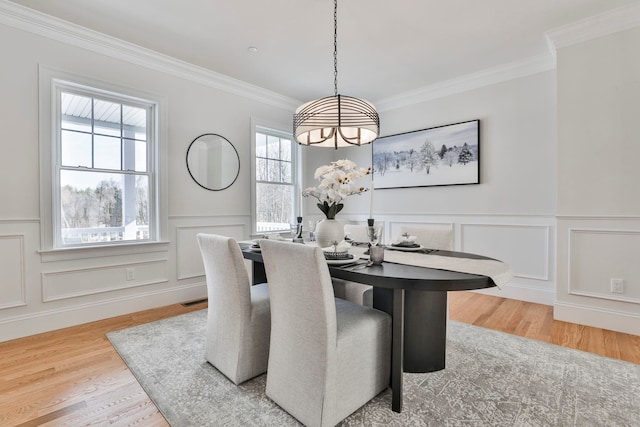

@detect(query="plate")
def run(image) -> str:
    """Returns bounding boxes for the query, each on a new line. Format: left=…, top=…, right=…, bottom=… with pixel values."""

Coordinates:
left=249, top=246, right=261, bottom=252
left=387, top=244, right=424, bottom=252
left=326, top=257, right=356, bottom=265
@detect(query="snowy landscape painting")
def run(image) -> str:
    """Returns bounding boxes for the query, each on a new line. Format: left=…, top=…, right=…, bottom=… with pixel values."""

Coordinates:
left=372, top=120, right=479, bottom=189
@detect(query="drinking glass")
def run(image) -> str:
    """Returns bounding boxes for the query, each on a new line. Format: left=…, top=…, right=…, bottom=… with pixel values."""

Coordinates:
left=370, top=245, right=385, bottom=264
left=367, top=225, right=383, bottom=246
left=308, top=220, right=318, bottom=241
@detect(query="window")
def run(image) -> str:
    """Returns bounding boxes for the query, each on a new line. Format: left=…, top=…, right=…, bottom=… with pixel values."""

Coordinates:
left=253, top=126, right=299, bottom=234
left=51, top=81, right=157, bottom=247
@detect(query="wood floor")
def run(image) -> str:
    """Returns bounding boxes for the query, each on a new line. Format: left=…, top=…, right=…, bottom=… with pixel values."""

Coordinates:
left=1, top=293, right=638, bottom=426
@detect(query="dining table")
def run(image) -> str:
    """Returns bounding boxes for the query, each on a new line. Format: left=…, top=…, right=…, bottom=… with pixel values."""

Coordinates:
left=240, top=241, right=502, bottom=413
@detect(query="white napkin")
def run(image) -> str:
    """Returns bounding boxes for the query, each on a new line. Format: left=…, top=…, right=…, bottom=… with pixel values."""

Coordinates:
left=391, top=235, right=417, bottom=246
left=322, top=240, right=351, bottom=253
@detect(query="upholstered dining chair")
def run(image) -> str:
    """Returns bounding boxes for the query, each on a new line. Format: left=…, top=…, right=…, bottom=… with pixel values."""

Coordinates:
left=400, top=225, right=454, bottom=250
left=260, top=240, right=391, bottom=427
left=196, top=233, right=270, bottom=385
left=343, top=223, right=368, bottom=243
left=344, top=223, right=384, bottom=244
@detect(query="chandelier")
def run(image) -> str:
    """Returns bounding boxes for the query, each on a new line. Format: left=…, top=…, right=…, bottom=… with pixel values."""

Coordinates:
left=293, top=0, right=380, bottom=149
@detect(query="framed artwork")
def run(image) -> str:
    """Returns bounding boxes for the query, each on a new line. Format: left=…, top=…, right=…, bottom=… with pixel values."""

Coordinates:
left=372, top=119, right=480, bottom=189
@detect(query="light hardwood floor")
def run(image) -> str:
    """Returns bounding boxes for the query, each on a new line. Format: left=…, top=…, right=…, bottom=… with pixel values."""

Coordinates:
left=1, top=293, right=638, bottom=426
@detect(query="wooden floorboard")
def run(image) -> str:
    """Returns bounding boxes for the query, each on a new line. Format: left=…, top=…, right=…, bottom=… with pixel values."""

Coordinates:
left=0, top=302, right=206, bottom=427
left=1, top=293, right=638, bottom=426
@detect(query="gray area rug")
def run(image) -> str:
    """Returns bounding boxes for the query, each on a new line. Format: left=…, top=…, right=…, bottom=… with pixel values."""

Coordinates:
left=107, top=310, right=640, bottom=426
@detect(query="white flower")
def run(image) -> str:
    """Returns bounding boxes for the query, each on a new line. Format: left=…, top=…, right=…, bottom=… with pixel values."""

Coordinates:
left=334, top=159, right=357, bottom=169
left=303, top=159, right=371, bottom=207
left=313, top=165, right=333, bottom=180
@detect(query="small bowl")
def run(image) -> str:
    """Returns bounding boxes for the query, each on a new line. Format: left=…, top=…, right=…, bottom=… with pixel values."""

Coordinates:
left=324, top=251, right=352, bottom=260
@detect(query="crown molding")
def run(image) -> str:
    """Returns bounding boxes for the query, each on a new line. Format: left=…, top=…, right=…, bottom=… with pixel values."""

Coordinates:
left=0, top=0, right=557, bottom=115
left=0, top=0, right=300, bottom=111
left=546, top=2, right=640, bottom=52
left=375, top=54, right=555, bottom=112
left=8, top=0, right=635, bottom=115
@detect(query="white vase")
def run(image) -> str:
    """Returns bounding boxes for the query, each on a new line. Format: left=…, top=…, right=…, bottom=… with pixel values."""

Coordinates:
left=315, top=219, right=345, bottom=248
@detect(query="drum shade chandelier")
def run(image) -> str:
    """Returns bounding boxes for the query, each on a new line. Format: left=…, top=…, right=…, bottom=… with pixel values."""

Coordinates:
left=293, top=0, right=379, bottom=149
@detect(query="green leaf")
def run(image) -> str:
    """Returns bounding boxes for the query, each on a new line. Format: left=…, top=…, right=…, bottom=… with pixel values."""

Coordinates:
left=316, top=201, right=345, bottom=219
left=317, top=203, right=329, bottom=216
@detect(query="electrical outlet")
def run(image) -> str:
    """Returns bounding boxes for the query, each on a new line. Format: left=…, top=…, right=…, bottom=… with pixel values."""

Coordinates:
left=126, top=267, right=135, bottom=281
left=610, top=278, right=624, bottom=294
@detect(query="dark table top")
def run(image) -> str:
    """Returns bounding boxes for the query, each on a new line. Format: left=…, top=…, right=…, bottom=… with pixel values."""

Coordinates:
left=241, top=244, right=495, bottom=292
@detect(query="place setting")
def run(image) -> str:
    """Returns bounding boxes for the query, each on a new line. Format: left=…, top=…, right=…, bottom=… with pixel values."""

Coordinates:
left=321, top=240, right=360, bottom=266
left=321, top=220, right=387, bottom=269
left=387, top=232, right=440, bottom=254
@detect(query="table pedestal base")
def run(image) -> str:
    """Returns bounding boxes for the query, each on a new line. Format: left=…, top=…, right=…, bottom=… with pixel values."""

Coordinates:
left=373, top=288, right=448, bottom=412
left=373, top=289, right=448, bottom=373
left=404, top=290, right=447, bottom=373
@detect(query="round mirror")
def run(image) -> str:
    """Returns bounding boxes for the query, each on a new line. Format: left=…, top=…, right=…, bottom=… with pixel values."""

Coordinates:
left=186, top=133, right=240, bottom=191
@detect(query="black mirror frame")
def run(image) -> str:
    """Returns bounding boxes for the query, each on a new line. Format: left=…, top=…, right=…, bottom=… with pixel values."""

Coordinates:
left=186, top=133, right=240, bottom=191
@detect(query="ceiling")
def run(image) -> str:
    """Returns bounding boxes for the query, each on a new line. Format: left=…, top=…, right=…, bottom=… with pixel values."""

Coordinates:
left=9, top=0, right=638, bottom=104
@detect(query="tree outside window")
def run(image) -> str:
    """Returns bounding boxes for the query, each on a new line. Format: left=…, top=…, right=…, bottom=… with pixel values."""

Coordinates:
left=255, top=129, right=297, bottom=233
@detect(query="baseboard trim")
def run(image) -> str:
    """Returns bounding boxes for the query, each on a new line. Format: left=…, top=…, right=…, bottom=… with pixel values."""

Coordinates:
left=554, top=301, right=640, bottom=336
left=0, top=282, right=206, bottom=342
left=473, top=283, right=555, bottom=306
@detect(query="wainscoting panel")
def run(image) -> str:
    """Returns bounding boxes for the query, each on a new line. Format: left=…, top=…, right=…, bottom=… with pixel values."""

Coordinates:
left=0, top=235, right=26, bottom=309
left=42, top=259, right=169, bottom=302
left=345, top=214, right=556, bottom=305
left=568, top=229, right=640, bottom=304
left=176, top=224, right=245, bottom=280
left=460, top=224, right=550, bottom=281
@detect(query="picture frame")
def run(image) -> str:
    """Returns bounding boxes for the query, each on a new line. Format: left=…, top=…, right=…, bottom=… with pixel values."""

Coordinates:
left=372, top=119, right=480, bottom=189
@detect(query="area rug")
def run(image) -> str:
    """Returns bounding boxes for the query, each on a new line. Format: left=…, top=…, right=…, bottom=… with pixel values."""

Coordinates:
left=107, top=310, right=639, bottom=426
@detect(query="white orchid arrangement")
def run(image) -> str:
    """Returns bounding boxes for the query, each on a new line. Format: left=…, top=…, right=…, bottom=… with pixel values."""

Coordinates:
left=303, top=159, right=371, bottom=219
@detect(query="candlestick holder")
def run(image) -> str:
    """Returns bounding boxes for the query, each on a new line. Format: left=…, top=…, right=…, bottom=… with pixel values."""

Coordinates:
left=367, top=218, right=378, bottom=247
left=293, top=216, right=304, bottom=243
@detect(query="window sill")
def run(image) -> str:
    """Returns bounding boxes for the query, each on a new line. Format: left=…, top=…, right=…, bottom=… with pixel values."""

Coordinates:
left=38, top=240, right=171, bottom=263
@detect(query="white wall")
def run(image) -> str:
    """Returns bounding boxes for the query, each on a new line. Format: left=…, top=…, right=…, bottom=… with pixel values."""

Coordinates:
left=341, top=72, right=557, bottom=216
left=315, top=71, right=558, bottom=306
left=555, top=27, right=640, bottom=336
left=3, top=3, right=638, bottom=340
left=0, top=13, right=295, bottom=341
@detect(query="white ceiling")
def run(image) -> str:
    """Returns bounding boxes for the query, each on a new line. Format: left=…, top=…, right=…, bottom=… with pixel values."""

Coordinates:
left=8, top=0, right=639, bottom=104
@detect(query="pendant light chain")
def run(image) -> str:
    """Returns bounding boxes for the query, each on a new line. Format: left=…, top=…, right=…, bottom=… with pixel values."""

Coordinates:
left=292, top=0, right=379, bottom=148
left=333, top=0, right=338, bottom=97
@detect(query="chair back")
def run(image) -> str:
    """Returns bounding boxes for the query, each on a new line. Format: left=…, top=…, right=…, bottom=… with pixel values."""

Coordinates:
left=344, top=223, right=384, bottom=244
left=196, top=234, right=252, bottom=373
left=260, top=240, right=338, bottom=424
left=400, top=225, right=454, bottom=250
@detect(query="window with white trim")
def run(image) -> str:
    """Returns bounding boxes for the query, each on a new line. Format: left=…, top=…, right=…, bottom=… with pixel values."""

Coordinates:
left=52, top=81, right=157, bottom=247
left=253, top=126, right=299, bottom=234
